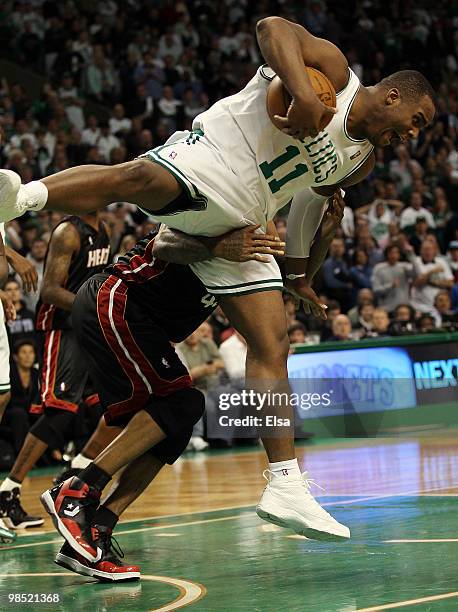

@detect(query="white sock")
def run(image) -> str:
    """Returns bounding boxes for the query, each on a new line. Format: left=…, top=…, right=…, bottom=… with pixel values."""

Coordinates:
left=268, top=458, right=301, bottom=479
left=19, top=181, right=48, bottom=212
left=71, top=453, right=92, bottom=469
left=0, top=477, right=21, bottom=492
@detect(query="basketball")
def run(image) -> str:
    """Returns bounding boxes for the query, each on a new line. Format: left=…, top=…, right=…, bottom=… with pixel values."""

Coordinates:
left=266, top=66, right=337, bottom=126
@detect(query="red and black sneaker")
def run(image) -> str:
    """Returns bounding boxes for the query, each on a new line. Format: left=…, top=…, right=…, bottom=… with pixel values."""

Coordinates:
left=40, top=477, right=102, bottom=562
left=55, top=531, right=140, bottom=581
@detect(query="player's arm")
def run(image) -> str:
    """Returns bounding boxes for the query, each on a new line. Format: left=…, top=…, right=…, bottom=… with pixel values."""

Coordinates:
left=153, top=225, right=285, bottom=264
left=40, top=222, right=80, bottom=311
left=284, top=155, right=374, bottom=317
left=0, top=231, right=15, bottom=320
left=256, top=16, right=348, bottom=139
left=0, top=231, right=7, bottom=286
left=5, top=245, right=39, bottom=293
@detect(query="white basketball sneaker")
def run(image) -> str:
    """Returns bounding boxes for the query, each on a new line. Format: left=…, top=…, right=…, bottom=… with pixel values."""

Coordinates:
left=256, top=470, right=350, bottom=541
left=0, top=517, right=16, bottom=544
left=0, top=169, right=23, bottom=222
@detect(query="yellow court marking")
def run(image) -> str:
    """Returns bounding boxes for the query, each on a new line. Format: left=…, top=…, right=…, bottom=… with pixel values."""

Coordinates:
left=357, top=591, right=458, bottom=611
left=385, top=538, right=458, bottom=543
left=0, top=573, right=206, bottom=612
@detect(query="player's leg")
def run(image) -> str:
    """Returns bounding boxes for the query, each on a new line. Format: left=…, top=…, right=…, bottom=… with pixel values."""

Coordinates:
left=218, top=290, right=349, bottom=540
left=0, top=318, right=16, bottom=543
left=55, top=429, right=190, bottom=581
left=0, top=160, right=182, bottom=220
left=54, top=416, right=121, bottom=485
left=0, top=328, right=87, bottom=528
left=0, top=395, right=16, bottom=543
left=53, top=452, right=162, bottom=582
left=40, top=275, right=204, bottom=561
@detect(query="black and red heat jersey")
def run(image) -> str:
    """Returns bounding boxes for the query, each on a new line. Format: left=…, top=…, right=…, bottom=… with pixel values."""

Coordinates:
left=106, top=229, right=218, bottom=343
left=36, top=216, right=110, bottom=331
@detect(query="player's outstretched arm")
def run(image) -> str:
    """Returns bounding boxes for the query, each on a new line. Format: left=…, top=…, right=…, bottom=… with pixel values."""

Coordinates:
left=256, top=16, right=348, bottom=139
left=153, top=225, right=285, bottom=265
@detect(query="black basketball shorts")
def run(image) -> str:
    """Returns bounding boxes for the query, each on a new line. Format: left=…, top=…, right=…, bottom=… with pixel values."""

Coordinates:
left=72, top=273, right=192, bottom=427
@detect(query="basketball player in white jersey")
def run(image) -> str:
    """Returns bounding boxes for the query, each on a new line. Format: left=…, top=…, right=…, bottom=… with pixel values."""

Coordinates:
left=0, top=17, right=435, bottom=541
left=0, top=224, right=16, bottom=543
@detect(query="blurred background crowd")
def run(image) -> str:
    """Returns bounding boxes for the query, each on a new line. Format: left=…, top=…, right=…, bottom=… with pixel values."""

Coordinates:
left=0, top=0, right=457, bottom=458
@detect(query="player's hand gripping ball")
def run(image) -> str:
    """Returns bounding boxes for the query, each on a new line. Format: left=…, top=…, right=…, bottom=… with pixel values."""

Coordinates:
left=267, top=66, right=337, bottom=140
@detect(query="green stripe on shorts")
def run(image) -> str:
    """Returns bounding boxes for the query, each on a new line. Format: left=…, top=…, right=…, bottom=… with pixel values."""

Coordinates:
left=205, top=278, right=284, bottom=291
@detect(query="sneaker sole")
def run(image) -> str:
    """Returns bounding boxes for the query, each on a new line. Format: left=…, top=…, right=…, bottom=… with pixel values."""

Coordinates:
left=55, top=553, right=140, bottom=582
left=0, top=529, right=16, bottom=544
left=256, top=507, right=350, bottom=541
left=4, top=517, right=44, bottom=530
left=40, top=490, right=101, bottom=563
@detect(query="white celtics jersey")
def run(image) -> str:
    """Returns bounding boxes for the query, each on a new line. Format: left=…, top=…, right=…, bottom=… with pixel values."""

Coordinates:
left=0, top=223, right=4, bottom=243
left=193, top=66, right=373, bottom=220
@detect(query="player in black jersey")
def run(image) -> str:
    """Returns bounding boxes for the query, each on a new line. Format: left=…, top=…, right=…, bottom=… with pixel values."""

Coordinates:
left=0, top=213, right=110, bottom=530
left=40, top=223, right=284, bottom=581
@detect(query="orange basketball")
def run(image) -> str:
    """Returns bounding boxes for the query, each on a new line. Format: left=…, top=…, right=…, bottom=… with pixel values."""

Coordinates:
left=266, top=66, right=337, bottom=126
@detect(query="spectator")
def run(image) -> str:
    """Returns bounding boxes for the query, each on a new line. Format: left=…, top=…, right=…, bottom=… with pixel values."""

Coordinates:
left=417, top=313, right=436, bottom=333
left=446, top=241, right=458, bottom=282
left=354, top=302, right=375, bottom=336
left=288, top=322, right=307, bottom=345
left=400, top=191, right=435, bottom=229
left=109, top=103, right=132, bottom=136
left=81, top=114, right=100, bottom=147
left=349, top=248, right=373, bottom=294
left=432, top=291, right=458, bottom=327
left=409, top=216, right=435, bottom=255
left=320, top=300, right=342, bottom=342
left=388, top=304, right=417, bottom=335
left=411, top=241, right=454, bottom=313
left=347, top=288, right=374, bottom=327
left=322, top=238, right=352, bottom=312
left=371, top=245, right=414, bottom=312
left=2, top=341, right=39, bottom=456
left=328, top=314, right=353, bottom=342
left=97, top=121, right=120, bottom=163
left=58, top=73, right=85, bottom=131
left=219, top=331, right=247, bottom=381
left=3, top=278, right=36, bottom=346
left=157, top=85, right=182, bottom=130
left=363, top=308, right=391, bottom=338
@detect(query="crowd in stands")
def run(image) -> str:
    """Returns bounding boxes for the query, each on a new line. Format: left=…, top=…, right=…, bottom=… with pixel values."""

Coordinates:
left=0, top=0, right=457, bottom=457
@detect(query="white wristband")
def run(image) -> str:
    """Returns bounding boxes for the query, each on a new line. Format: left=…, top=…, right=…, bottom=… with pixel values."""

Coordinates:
left=19, top=181, right=48, bottom=212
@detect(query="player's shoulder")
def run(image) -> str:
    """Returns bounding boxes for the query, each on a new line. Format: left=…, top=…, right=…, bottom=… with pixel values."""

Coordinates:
left=50, top=219, right=81, bottom=251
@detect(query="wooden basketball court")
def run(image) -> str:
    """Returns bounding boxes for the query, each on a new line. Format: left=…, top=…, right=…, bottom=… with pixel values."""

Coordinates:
left=2, top=432, right=458, bottom=611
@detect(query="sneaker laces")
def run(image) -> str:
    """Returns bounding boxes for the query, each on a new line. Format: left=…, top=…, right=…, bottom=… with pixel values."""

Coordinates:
left=262, top=469, right=325, bottom=493
left=94, top=527, right=125, bottom=562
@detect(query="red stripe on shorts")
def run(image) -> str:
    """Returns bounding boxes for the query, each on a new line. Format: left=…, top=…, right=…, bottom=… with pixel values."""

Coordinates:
left=96, top=275, right=191, bottom=422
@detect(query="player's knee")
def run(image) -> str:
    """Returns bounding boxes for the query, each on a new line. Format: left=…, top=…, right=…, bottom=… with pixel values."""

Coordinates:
left=145, top=387, right=205, bottom=439
left=30, top=409, right=74, bottom=448
left=247, top=331, right=290, bottom=368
